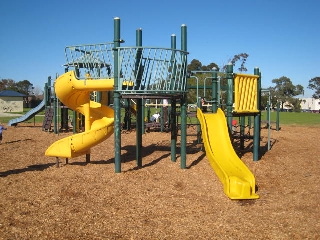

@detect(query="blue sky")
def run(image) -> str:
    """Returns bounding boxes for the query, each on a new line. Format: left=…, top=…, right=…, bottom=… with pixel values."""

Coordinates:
left=0, top=0, right=318, bottom=97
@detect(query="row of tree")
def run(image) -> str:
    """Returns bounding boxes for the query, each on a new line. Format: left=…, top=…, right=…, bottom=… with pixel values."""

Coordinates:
left=186, top=54, right=320, bottom=111
left=0, top=79, right=44, bottom=108
left=0, top=79, right=34, bottom=95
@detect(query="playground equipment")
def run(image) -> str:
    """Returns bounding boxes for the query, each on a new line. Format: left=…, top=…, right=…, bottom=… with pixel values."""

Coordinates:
left=45, top=17, right=263, bottom=200
left=45, top=71, right=114, bottom=158
left=197, top=108, right=258, bottom=199
left=192, top=66, right=262, bottom=199
left=45, top=17, right=189, bottom=171
left=193, top=65, right=263, bottom=161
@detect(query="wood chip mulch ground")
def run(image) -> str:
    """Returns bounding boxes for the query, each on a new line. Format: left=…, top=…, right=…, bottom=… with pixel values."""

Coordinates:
left=0, top=123, right=319, bottom=239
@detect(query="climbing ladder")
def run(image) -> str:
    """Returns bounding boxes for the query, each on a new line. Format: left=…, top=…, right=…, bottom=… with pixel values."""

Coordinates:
left=42, top=108, right=54, bottom=131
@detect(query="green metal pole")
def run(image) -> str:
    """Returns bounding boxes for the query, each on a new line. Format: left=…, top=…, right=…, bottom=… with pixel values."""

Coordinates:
left=124, top=99, right=130, bottom=130
left=170, top=34, right=177, bottom=91
left=96, top=69, right=101, bottom=103
left=180, top=94, right=187, bottom=169
left=266, top=101, right=270, bottom=127
left=74, top=68, right=80, bottom=134
left=135, top=28, right=143, bottom=167
left=170, top=34, right=177, bottom=162
left=211, top=68, right=218, bottom=113
left=44, top=83, right=48, bottom=108
left=197, top=96, right=202, bottom=143
left=160, top=100, right=164, bottom=132
left=171, top=98, right=177, bottom=162
left=113, top=17, right=122, bottom=173
left=47, top=76, right=52, bottom=105
left=268, top=92, right=271, bottom=149
left=226, top=63, right=233, bottom=133
left=276, top=101, right=280, bottom=131
left=73, top=111, right=76, bottom=134
left=53, top=87, right=58, bottom=134
left=253, top=67, right=261, bottom=161
left=240, top=116, right=245, bottom=150
left=180, top=24, right=187, bottom=169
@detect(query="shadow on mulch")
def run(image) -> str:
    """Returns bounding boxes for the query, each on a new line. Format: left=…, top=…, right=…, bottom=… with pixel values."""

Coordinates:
left=232, top=137, right=279, bottom=159
left=0, top=163, right=56, bottom=177
left=4, top=138, right=32, bottom=144
left=67, top=141, right=205, bottom=171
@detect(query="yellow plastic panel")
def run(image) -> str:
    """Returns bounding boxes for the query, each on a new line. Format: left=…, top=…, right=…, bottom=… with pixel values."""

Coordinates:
left=234, top=74, right=259, bottom=113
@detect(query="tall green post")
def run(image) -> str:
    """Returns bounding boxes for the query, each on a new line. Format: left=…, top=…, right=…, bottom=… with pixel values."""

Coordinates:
left=45, top=76, right=52, bottom=108
left=171, top=99, right=177, bottom=162
left=136, top=28, right=143, bottom=167
left=44, top=83, right=48, bottom=108
left=226, top=63, right=233, bottom=133
left=253, top=67, right=261, bottom=161
left=239, top=116, right=244, bottom=149
left=276, top=101, right=280, bottom=131
left=180, top=24, right=187, bottom=169
left=211, top=67, right=218, bottom=113
left=53, top=89, right=58, bottom=134
left=113, top=17, right=122, bottom=173
left=170, top=34, right=177, bottom=162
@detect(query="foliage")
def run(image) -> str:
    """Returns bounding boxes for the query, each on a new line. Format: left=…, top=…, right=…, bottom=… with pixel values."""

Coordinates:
left=186, top=59, right=220, bottom=104
left=187, top=59, right=219, bottom=72
left=186, top=54, right=249, bottom=105
left=260, top=90, right=271, bottom=110
left=308, top=76, right=320, bottom=99
left=221, top=53, right=249, bottom=72
left=0, top=79, right=16, bottom=91
left=270, top=76, right=304, bottom=111
left=0, top=78, right=34, bottom=96
left=187, top=72, right=213, bottom=104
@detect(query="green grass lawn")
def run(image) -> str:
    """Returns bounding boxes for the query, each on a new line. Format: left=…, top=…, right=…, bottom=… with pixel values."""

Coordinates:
left=261, top=111, right=320, bottom=126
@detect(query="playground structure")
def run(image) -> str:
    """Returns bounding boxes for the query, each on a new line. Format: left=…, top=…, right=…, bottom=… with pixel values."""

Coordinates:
left=43, top=17, right=266, bottom=199
left=45, top=17, right=189, bottom=174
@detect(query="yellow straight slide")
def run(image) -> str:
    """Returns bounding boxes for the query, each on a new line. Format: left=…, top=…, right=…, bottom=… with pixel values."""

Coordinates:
left=45, top=71, right=114, bottom=158
left=197, top=108, right=259, bottom=199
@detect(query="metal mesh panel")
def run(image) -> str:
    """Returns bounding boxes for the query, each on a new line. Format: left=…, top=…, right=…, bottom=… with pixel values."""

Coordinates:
left=64, top=43, right=114, bottom=79
left=64, top=44, right=188, bottom=95
left=118, top=47, right=188, bottom=94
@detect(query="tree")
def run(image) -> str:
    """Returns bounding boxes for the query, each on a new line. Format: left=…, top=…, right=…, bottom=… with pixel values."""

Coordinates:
left=15, top=80, right=34, bottom=95
left=271, top=76, right=304, bottom=111
left=0, top=79, right=16, bottom=91
left=308, top=76, right=320, bottom=99
left=0, top=79, right=34, bottom=95
left=33, top=85, right=44, bottom=97
left=201, top=62, right=219, bottom=71
left=187, top=59, right=202, bottom=72
left=186, top=59, right=220, bottom=104
left=221, top=53, right=249, bottom=72
left=187, top=59, right=219, bottom=73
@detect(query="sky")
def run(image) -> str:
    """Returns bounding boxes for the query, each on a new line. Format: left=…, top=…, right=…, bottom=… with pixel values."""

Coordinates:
left=0, top=0, right=319, bottom=97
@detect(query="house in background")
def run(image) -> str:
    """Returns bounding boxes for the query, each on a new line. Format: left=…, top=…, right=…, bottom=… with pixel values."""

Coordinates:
left=300, top=98, right=320, bottom=112
left=0, top=90, right=27, bottom=112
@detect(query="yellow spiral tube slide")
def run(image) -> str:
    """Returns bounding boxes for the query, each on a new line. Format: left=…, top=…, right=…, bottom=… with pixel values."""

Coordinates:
left=45, top=71, right=114, bottom=158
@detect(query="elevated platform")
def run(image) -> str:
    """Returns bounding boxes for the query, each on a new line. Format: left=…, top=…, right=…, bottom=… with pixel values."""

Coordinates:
left=64, top=44, right=188, bottom=97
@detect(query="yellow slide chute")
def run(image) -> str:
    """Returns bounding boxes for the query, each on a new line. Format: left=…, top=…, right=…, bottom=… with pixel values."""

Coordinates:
left=45, top=71, right=114, bottom=158
left=197, top=108, right=259, bottom=199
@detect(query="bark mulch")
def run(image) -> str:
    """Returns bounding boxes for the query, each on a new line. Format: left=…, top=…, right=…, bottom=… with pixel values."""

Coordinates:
left=0, top=123, right=319, bottom=239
